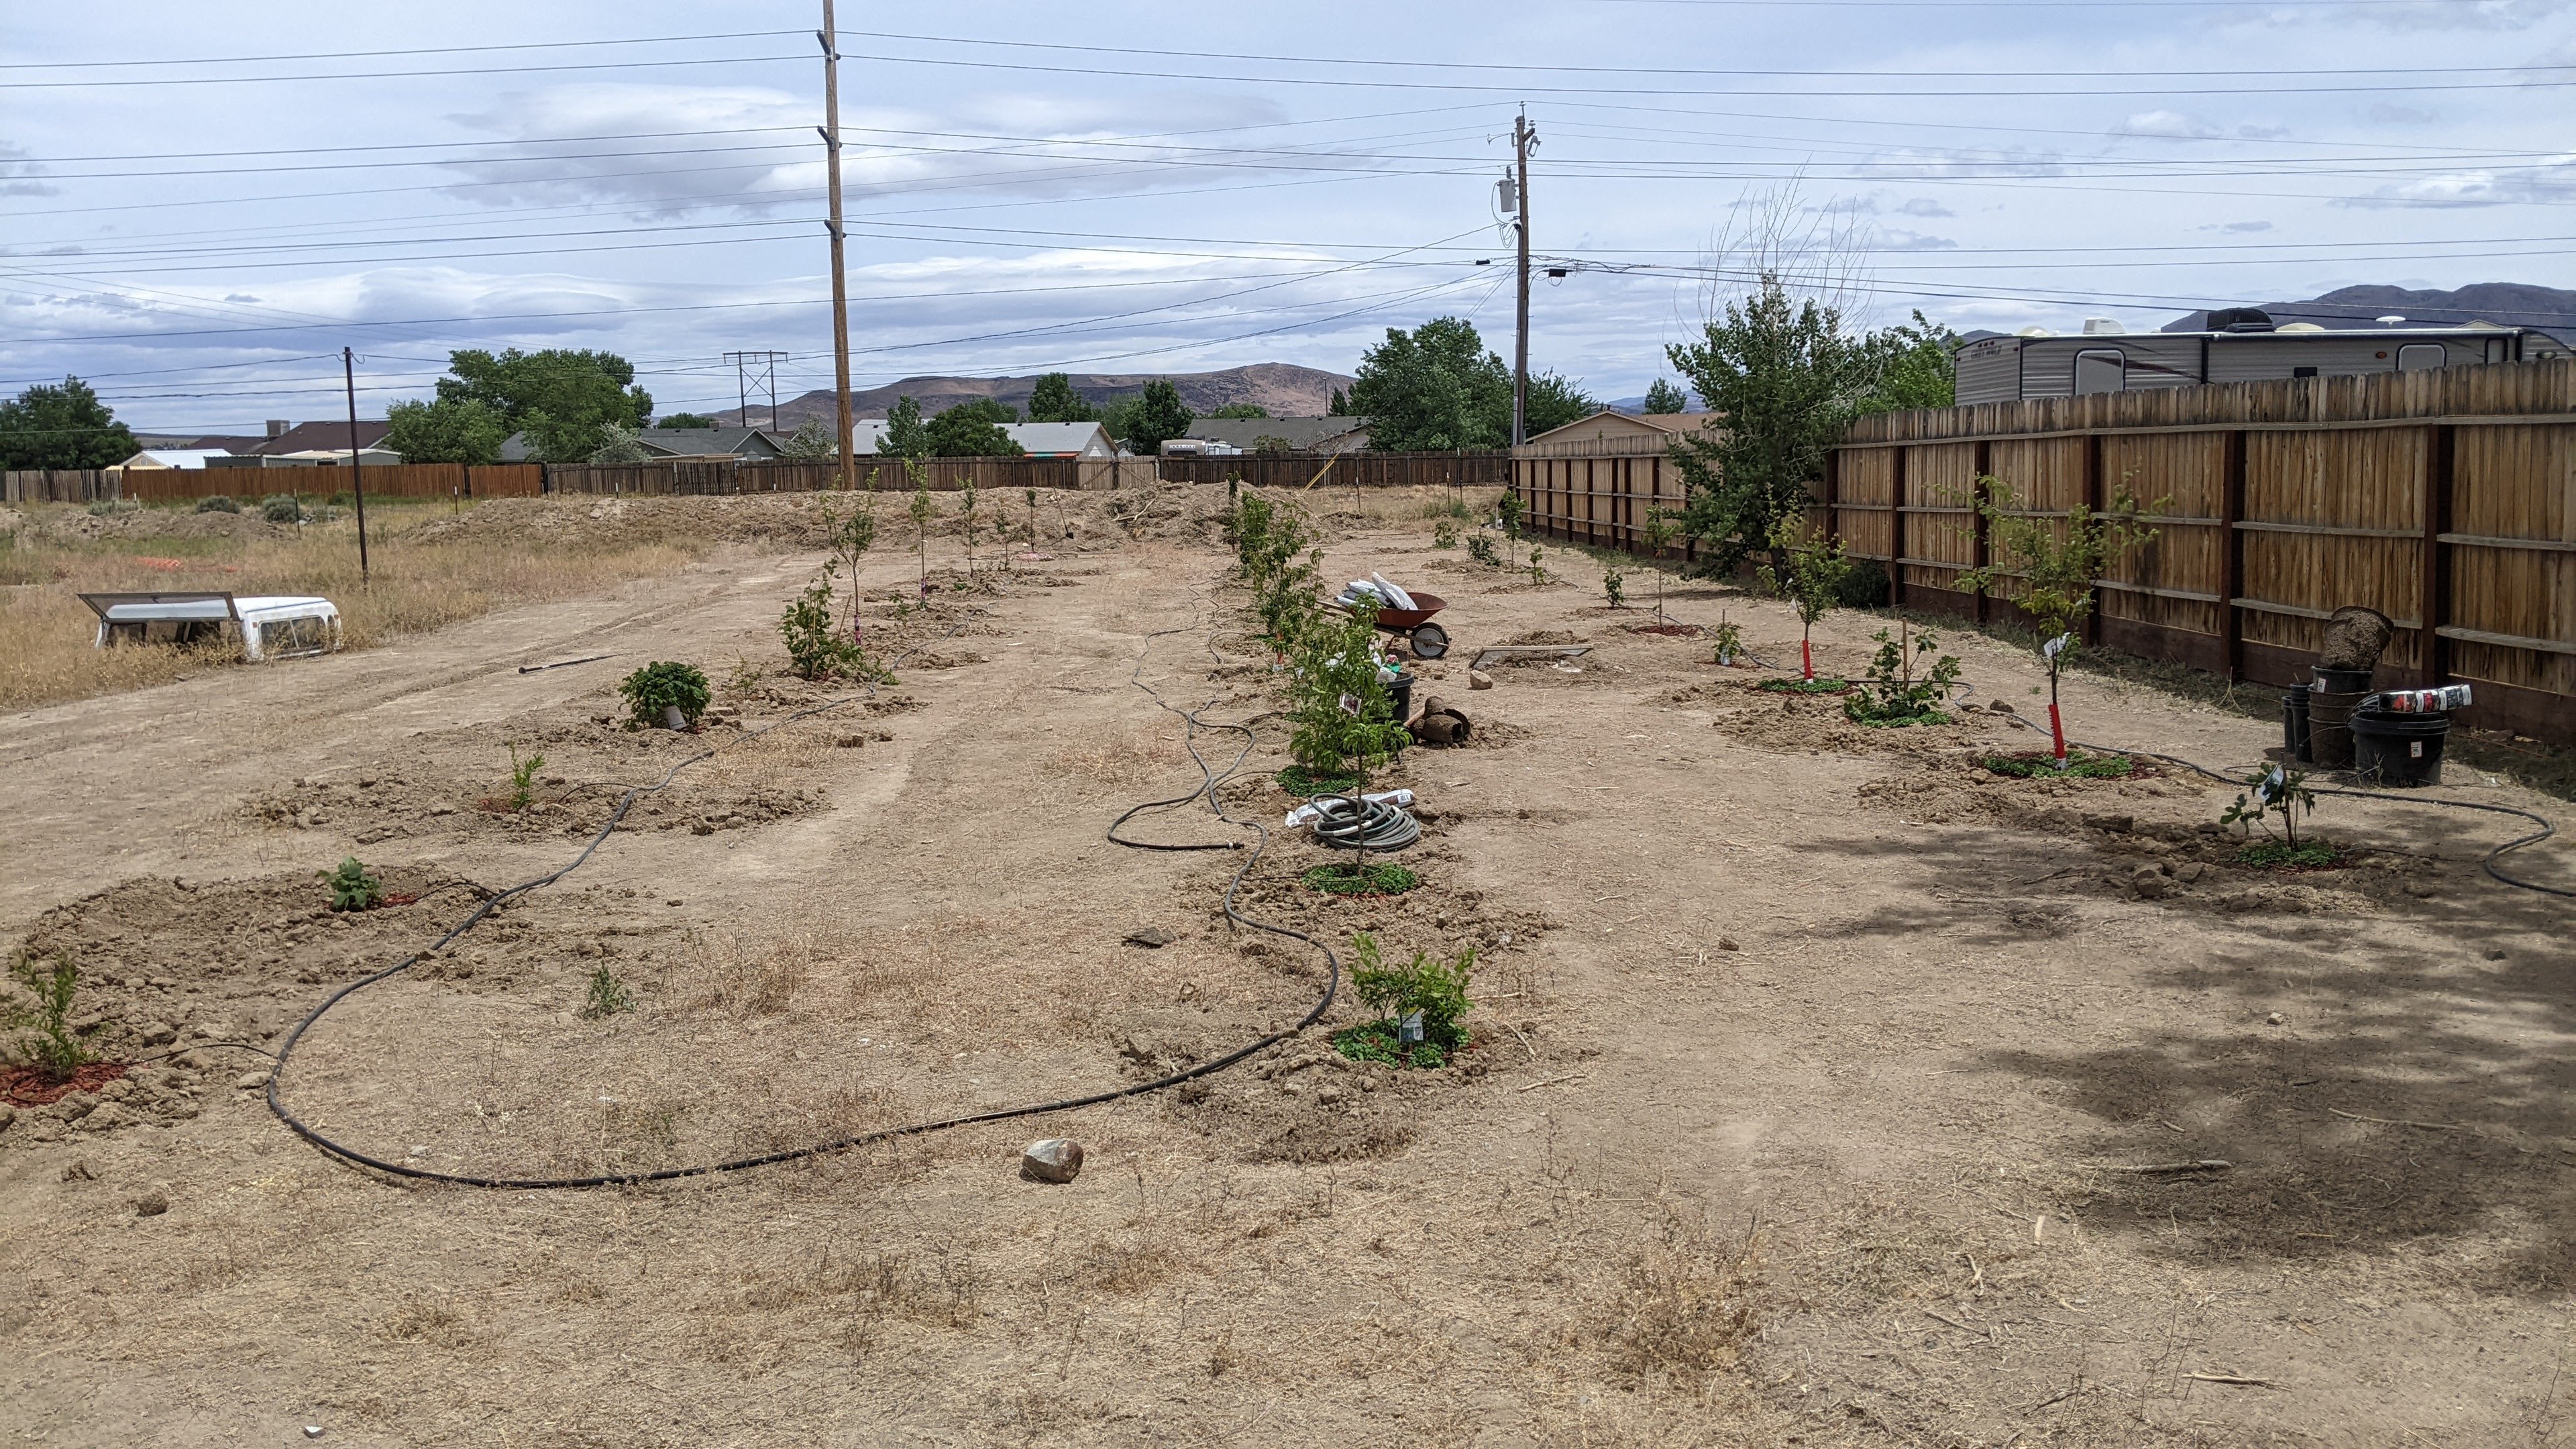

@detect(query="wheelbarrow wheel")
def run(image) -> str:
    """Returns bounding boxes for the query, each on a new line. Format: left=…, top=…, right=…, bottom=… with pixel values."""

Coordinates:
left=1409, top=622, right=1450, bottom=659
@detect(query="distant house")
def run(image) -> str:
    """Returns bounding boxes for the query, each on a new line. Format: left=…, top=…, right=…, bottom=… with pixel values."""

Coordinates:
left=496, top=427, right=789, bottom=463
left=1171, top=416, right=1371, bottom=455
left=203, top=419, right=394, bottom=466
left=1521, top=410, right=1723, bottom=449
left=109, top=448, right=234, bottom=474
left=841, top=421, right=1114, bottom=460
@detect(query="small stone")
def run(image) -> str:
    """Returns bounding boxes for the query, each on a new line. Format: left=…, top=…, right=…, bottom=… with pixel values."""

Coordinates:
left=2404, top=881, right=2438, bottom=900
left=133, top=1191, right=169, bottom=1218
left=1316, top=1085, right=1345, bottom=1106
left=666, top=899, right=683, bottom=907
left=139, top=1022, right=176, bottom=1046
left=2131, top=866, right=2170, bottom=900
left=61, top=1160, right=96, bottom=1182
left=1124, top=927, right=1175, bottom=949
left=2176, top=863, right=2207, bottom=884
left=2486, top=949, right=2510, bottom=961
left=1468, top=669, right=1495, bottom=691
left=124, top=976, right=148, bottom=990
left=57, top=1092, right=99, bottom=1120
left=235, top=1072, right=268, bottom=1091
left=305, top=1428, right=325, bottom=1440
left=1716, top=937, right=1741, bottom=951
left=2085, top=814, right=2135, bottom=835
left=1021, top=1138, right=1085, bottom=1184
left=835, top=735, right=867, bottom=749
left=2266, top=1012, right=2286, bottom=1026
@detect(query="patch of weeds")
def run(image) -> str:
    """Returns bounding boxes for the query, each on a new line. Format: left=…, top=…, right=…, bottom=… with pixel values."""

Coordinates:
left=508, top=746, right=545, bottom=811
left=619, top=660, right=710, bottom=729
left=260, top=494, right=304, bottom=525
left=3, top=951, right=94, bottom=1083
left=1595, top=1212, right=1764, bottom=1383
left=1303, top=862, right=1419, bottom=896
left=1277, top=765, right=1360, bottom=797
left=1983, top=749, right=2134, bottom=779
left=2239, top=840, right=2343, bottom=870
left=319, top=856, right=382, bottom=912
left=193, top=495, right=239, bottom=514
left=1331, top=932, right=1473, bottom=1069
left=580, top=967, right=635, bottom=1020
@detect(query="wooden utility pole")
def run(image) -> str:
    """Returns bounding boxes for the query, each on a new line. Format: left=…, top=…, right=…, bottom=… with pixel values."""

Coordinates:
left=820, top=2, right=855, bottom=490
left=1511, top=109, right=1534, bottom=447
left=342, top=346, right=370, bottom=581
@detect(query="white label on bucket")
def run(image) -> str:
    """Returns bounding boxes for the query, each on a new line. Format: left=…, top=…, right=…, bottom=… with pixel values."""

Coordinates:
left=2410, top=741, right=2424, bottom=758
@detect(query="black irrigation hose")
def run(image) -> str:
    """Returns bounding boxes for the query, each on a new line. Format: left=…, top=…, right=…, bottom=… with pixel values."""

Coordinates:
left=264, top=605, right=1335, bottom=1189
left=1990, top=711, right=2573, bottom=900
left=1306, top=794, right=1423, bottom=852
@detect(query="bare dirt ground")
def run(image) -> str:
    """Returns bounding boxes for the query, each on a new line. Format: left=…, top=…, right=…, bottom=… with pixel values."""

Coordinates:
left=3, top=485, right=2573, bottom=1448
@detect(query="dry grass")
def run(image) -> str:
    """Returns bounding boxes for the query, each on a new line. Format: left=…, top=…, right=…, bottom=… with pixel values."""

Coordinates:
left=0, top=500, right=702, bottom=713
left=1592, top=1208, right=1768, bottom=1383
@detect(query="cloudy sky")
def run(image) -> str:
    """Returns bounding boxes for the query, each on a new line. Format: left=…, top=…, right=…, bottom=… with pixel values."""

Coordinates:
left=4, top=0, right=2573, bottom=428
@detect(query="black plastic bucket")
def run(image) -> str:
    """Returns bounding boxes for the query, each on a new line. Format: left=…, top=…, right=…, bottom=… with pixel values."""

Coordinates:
left=2282, top=684, right=2312, bottom=763
left=1388, top=673, right=1415, bottom=724
left=2314, top=665, right=2374, bottom=694
left=2351, top=708, right=2449, bottom=787
left=2306, top=689, right=2368, bottom=769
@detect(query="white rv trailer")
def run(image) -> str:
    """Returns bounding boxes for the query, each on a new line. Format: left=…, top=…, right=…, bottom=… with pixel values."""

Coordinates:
left=1954, top=313, right=2571, bottom=406
left=77, top=591, right=343, bottom=662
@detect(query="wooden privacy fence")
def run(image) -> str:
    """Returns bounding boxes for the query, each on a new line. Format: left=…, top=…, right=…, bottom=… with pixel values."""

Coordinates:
left=120, top=463, right=543, bottom=502
left=3, top=470, right=117, bottom=504
left=1512, top=435, right=1703, bottom=564
left=1157, top=450, right=1511, bottom=490
left=541, top=457, right=1089, bottom=495
left=1827, top=359, right=2576, bottom=744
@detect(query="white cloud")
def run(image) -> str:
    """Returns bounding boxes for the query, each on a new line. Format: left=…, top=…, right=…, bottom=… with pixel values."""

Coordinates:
left=2199, top=220, right=2276, bottom=233
left=2114, top=110, right=2223, bottom=140
left=1896, top=198, right=1955, bottom=219
left=0, top=142, right=60, bottom=199
left=2340, top=156, right=2576, bottom=207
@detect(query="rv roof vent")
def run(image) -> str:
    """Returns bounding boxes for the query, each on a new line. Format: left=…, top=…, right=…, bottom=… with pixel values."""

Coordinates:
left=2082, top=317, right=2125, bottom=335
left=2375, top=315, right=2406, bottom=325
left=2277, top=322, right=2327, bottom=333
left=2015, top=326, right=2053, bottom=338
left=2207, top=306, right=2275, bottom=333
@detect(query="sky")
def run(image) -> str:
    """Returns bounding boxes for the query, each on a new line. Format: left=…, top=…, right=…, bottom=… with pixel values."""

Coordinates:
left=3, top=1, right=2573, bottom=430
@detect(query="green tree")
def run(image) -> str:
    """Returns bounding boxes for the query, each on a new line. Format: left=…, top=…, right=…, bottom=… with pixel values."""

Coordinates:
left=877, top=396, right=928, bottom=458
left=1642, top=378, right=1690, bottom=415
left=779, top=417, right=837, bottom=460
left=656, top=412, right=717, bottom=429
left=924, top=399, right=1023, bottom=458
left=1523, top=370, right=1599, bottom=437
left=0, top=377, right=138, bottom=470
left=1026, top=372, right=1095, bottom=423
left=1327, top=387, right=1350, bottom=416
left=1664, top=275, right=1884, bottom=576
left=385, top=396, right=508, bottom=465
left=1864, top=311, right=1959, bottom=413
left=588, top=424, right=651, bottom=464
left=435, top=347, right=651, bottom=464
left=1205, top=402, right=1267, bottom=420
left=1348, top=317, right=1510, bottom=451
left=1121, top=379, right=1193, bottom=455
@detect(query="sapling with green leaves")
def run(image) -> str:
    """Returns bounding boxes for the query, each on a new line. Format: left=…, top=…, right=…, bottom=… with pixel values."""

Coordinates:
left=1285, top=603, right=1411, bottom=882
left=619, top=661, right=711, bottom=729
left=1754, top=517, right=1853, bottom=682
left=1641, top=506, right=1681, bottom=623
left=3, top=950, right=93, bottom=1083
left=959, top=480, right=980, bottom=576
left=1527, top=544, right=1548, bottom=585
left=581, top=967, right=635, bottom=1020
left=508, top=746, right=545, bottom=812
left=1956, top=476, right=2162, bottom=769
left=1711, top=614, right=1745, bottom=667
left=818, top=491, right=878, bottom=636
left=1845, top=620, right=1960, bottom=727
left=1466, top=533, right=1501, bottom=568
left=1024, top=486, right=1039, bottom=543
left=1432, top=519, right=1459, bottom=549
left=1334, top=933, right=1476, bottom=1069
left=1495, top=488, right=1525, bottom=541
left=2221, top=765, right=2330, bottom=867
left=906, top=461, right=934, bottom=598
left=320, top=856, right=382, bottom=912
left=1602, top=562, right=1626, bottom=609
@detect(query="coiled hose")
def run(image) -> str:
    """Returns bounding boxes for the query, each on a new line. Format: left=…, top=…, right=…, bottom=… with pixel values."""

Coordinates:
left=263, top=604, right=1336, bottom=1188
left=1306, top=794, right=1423, bottom=851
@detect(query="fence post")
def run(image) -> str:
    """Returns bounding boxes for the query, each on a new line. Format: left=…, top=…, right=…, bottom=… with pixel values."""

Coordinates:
left=2220, top=429, right=2247, bottom=682
left=1888, top=446, right=1910, bottom=610
left=2420, top=423, right=2455, bottom=687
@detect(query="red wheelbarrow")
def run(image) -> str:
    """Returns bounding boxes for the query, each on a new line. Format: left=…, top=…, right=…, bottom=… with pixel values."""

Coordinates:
left=1372, top=592, right=1450, bottom=659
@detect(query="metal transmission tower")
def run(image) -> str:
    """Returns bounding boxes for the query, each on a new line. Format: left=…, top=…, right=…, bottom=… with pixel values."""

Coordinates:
left=725, top=350, right=790, bottom=433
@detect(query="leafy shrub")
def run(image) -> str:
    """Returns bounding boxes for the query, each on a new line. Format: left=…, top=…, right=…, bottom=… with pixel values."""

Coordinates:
left=319, top=856, right=382, bottom=912
left=1332, top=933, right=1475, bottom=1067
left=619, top=661, right=711, bottom=728
left=261, top=494, right=303, bottom=524
left=1495, top=489, right=1525, bottom=541
left=1754, top=518, right=1851, bottom=681
left=1843, top=622, right=1958, bottom=727
left=780, top=569, right=883, bottom=683
left=580, top=968, right=635, bottom=1019
left=1466, top=533, right=1501, bottom=568
left=1432, top=520, right=1459, bottom=549
left=1833, top=559, right=1890, bottom=610
left=3, top=951, right=93, bottom=1082
left=195, top=495, right=239, bottom=514
left=1711, top=619, right=1746, bottom=666
left=1285, top=606, right=1407, bottom=780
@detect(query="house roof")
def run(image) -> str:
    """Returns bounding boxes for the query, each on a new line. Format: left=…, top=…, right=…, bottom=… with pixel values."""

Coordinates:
left=113, top=449, right=233, bottom=470
left=637, top=427, right=787, bottom=458
left=1008, top=421, right=1114, bottom=455
left=235, top=421, right=391, bottom=456
left=1522, top=409, right=1721, bottom=446
left=1177, top=415, right=1370, bottom=450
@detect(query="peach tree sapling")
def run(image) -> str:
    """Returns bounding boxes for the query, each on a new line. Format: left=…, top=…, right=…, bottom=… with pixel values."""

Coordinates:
left=1956, top=476, right=2160, bottom=769
left=1754, top=517, right=1852, bottom=682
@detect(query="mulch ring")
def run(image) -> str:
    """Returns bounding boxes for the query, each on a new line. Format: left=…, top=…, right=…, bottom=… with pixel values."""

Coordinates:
left=1754, top=677, right=1857, bottom=696
left=1625, top=623, right=1702, bottom=637
left=5, top=1061, right=129, bottom=1107
left=1981, top=749, right=2165, bottom=782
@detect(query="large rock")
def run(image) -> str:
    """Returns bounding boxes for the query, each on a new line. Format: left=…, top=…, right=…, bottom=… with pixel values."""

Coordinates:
left=1020, top=1138, right=1085, bottom=1183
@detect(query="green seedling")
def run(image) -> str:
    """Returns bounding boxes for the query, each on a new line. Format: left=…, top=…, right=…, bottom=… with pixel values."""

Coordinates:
left=2222, top=764, right=2329, bottom=866
left=508, top=746, right=545, bottom=812
left=1754, top=517, right=1852, bottom=682
left=3, top=951, right=93, bottom=1083
left=1333, top=933, right=1475, bottom=1068
left=1845, top=621, right=1960, bottom=728
left=1432, top=520, right=1459, bottom=549
left=619, top=661, right=711, bottom=729
left=581, top=967, right=635, bottom=1020
left=1466, top=533, right=1501, bottom=568
left=321, top=856, right=382, bottom=912
left=1603, top=564, right=1625, bottom=609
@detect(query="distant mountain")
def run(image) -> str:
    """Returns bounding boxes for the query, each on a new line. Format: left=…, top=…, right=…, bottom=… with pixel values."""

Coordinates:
left=711, top=363, right=1356, bottom=427
left=2164, top=283, right=2576, bottom=334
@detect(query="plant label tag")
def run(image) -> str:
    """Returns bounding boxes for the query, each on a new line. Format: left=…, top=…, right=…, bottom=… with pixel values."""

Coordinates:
left=1338, top=692, right=1361, bottom=716
left=2042, top=633, right=2074, bottom=660
left=2410, top=741, right=2424, bottom=758
left=2255, top=765, right=2286, bottom=804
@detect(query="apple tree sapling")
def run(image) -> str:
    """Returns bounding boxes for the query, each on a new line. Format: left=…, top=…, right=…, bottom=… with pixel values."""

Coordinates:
left=1956, top=476, right=2161, bottom=769
left=1754, top=517, right=1853, bottom=682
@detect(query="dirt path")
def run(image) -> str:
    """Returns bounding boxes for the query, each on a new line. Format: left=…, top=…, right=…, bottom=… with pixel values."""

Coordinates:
left=3, top=499, right=2572, bottom=1447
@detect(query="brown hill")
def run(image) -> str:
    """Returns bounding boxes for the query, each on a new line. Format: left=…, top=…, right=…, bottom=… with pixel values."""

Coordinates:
left=711, top=363, right=1354, bottom=427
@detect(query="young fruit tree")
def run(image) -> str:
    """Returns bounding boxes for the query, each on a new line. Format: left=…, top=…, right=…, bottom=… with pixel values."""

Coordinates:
left=1956, top=477, right=2161, bottom=768
left=1754, top=517, right=1854, bottom=681
left=1286, top=604, right=1412, bottom=880
left=1640, top=506, right=1681, bottom=623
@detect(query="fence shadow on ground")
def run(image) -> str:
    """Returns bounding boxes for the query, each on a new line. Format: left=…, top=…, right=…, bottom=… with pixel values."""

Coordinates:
left=1796, top=810, right=2576, bottom=1294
